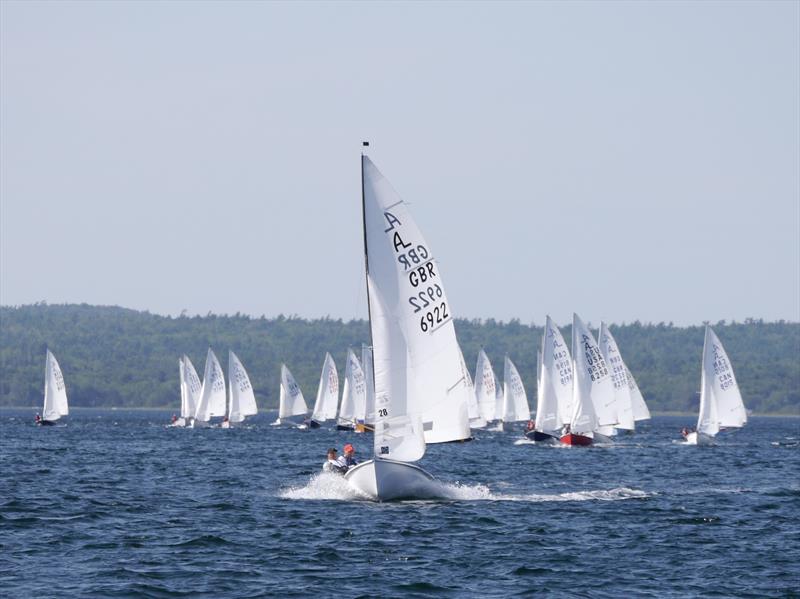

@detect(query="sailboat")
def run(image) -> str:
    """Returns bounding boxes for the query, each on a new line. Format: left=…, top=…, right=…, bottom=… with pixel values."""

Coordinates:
left=460, top=346, right=486, bottom=429
left=474, top=349, right=498, bottom=428
left=171, top=355, right=202, bottom=427
left=598, top=323, right=650, bottom=435
left=500, top=356, right=530, bottom=430
left=194, top=348, right=227, bottom=427
left=337, top=348, right=367, bottom=430
left=222, top=351, right=258, bottom=428
left=308, top=352, right=339, bottom=428
left=37, top=350, right=68, bottom=426
left=344, top=151, right=472, bottom=501
left=561, top=313, right=616, bottom=446
left=527, top=316, right=572, bottom=442
left=684, top=326, right=747, bottom=445
left=273, top=364, right=308, bottom=427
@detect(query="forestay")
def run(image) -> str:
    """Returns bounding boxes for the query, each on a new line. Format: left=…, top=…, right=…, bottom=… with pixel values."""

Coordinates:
left=228, top=351, right=258, bottom=423
left=279, top=364, right=308, bottom=419
left=195, top=349, right=226, bottom=422
left=43, top=350, right=69, bottom=421
left=570, top=314, right=616, bottom=434
left=537, top=316, right=572, bottom=434
left=362, top=155, right=470, bottom=459
left=598, top=323, right=635, bottom=430
left=312, top=352, right=339, bottom=423
left=503, top=356, right=530, bottom=422
left=697, top=326, right=747, bottom=436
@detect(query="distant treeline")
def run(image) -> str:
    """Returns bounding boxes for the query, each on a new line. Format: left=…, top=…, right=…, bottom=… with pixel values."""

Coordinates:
left=1, top=304, right=798, bottom=414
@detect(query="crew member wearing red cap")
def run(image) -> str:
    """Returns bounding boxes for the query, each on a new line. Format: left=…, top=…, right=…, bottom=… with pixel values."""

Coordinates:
left=343, top=443, right=358, bottom=467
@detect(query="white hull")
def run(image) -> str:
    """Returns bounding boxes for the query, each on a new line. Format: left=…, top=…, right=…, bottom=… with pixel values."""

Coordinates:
left=685, top=431, right=715, bottom=446
left=592, top=432, right=615, bottom=444
left=344, top=458, right=439, bottom=501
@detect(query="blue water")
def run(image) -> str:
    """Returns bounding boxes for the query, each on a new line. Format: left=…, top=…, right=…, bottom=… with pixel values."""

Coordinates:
left=1, top=411, right=798, bottom=598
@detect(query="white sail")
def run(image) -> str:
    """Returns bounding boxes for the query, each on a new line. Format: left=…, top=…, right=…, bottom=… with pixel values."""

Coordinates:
left=493, top=373, right=504, bottom=421
left=228, top=351, right=257, bottom=423
left=626, top=365, right=650, bottom=421
left=474, top=349, right=498, bottom=422
left=338, top=348, right=366, bottom=425
left=182, top=355, right=203, bottom=420
left=362, top=154, right=470, bottom=459
left=279, top=364, right=308, bottom=419
left=311, top=352, right=339, bottom=423
left=362, top=344, right=376, bottom=425
left=42, top=350, right=68, bottom=421
left=537, top=316, right=571, bottom=433
left=598, top=323, right=635, bottom=430
left=503, top=356, right=530, bottom=422
left=697, top=326, right=747, bottom=436
left=460, top=346, right=486, bottom=427
left=195, top=349, right=227, bottom=422
left=570, top=314, right=616, bottom=433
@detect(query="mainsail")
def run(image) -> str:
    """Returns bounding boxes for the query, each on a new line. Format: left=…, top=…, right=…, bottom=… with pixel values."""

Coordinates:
left=460, top=345, right=486, bottom=428
left=311, top=352, right=339, bottom=423
left=279, top=364, right=308, bottom=419
left=598, top=323, right=635, bottom=431
left=362, top=154, right=470, bottom=460
left=502, top=356, right=530, bottom=423
left=536, top=316, right=571, bottom=434
left=338, top=348, right=367, bottom=426
left=181, top=355, right=202, bottom=420
left=697, top=326, right=747, bottom=436
left=228, top=351, right=258, bottom=423
left=570, top=314, right=616, bottom=434
left=43, top=350, right=69, bottom=421
left=195, top=349, right=226, bottom=422
left=474, top=349, right=498, bottom=423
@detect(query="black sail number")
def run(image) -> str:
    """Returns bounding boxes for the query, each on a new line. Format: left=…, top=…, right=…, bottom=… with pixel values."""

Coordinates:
left=408, top=284, right=443, bottom=313
left=420, top=302, right=448, bottom=332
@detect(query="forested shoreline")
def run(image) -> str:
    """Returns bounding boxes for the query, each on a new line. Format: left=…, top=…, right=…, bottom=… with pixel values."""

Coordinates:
left=1, top=304, right=798, bottom=414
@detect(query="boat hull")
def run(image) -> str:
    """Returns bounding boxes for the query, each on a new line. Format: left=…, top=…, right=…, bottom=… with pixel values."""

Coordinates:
left=592, top=432, right=615, bottom=444
left=526, top=430, right=559, bottom=443
left=344, top=458, right=439, bottom=501
left=37, top=420, right=58, bottom=427
left=560, top=433, right=593, bottom=446
left=684, top=431, right=714, bottom=446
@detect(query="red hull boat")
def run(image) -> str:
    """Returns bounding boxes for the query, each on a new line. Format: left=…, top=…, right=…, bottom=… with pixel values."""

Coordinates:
left=559, top=433, right=592, bottom=446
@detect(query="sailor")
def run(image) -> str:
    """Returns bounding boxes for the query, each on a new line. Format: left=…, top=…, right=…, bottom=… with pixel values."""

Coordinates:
left=171, top=414, right=178, bottom=424
left=34, top=413, right=41, bottom=425
left=681, top=427, right=690, bottom=438
left=343, top=443, right=358, bottom=467
left=526, top=420, right=535, bottom=432
left=322, top=448, right=348, bottom=474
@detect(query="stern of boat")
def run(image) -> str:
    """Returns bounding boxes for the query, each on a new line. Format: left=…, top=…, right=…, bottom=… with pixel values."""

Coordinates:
left=344, top=458, right=439, bottom=501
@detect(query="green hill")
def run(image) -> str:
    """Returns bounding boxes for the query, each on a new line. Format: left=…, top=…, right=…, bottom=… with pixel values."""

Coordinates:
left=1, top=303, right=798, bottom=414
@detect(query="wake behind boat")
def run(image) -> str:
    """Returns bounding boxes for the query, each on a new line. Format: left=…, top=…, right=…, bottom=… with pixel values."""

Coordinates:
left=343, top=148, right=472, bottom=501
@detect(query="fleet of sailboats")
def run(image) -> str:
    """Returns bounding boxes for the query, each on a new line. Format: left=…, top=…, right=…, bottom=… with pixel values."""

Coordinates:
left=28, top=148, right=756, bottom=503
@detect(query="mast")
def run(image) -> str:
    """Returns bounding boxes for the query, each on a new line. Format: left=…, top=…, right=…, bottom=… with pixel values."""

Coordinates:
left=360, top=142, right=377, bottom=404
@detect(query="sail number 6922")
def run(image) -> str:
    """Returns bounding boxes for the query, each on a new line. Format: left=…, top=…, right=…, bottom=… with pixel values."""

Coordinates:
left=420, top=303, right=448, bottom=332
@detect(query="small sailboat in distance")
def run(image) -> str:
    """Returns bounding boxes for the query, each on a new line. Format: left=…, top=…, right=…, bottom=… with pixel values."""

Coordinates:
left=337, top=348, right=367, bottom=431
left=344, top=150, right=471, bottom=501
left=171, top=355, right=202, bottom=427
left=37, top=350, right=68, bottom=426
left=273, top=364, right=308, bottom=427
left=222, top=351, right=258, bottom=428
left=501, top=355, right=531, bottom=430
left=308, top=352, right=339, bottom=428
left=527, top=316, right=571, bottom=443
left=561, top=314, right=616, bottom=446
left=474, top=349, right=498, bottom=429
left=683, top=326, right=747, bottom=445
left=194, top=348, right=227, bottom=427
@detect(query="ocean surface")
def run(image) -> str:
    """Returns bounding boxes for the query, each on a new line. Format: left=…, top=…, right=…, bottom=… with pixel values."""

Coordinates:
left=1, top=410, right=798, bottom=598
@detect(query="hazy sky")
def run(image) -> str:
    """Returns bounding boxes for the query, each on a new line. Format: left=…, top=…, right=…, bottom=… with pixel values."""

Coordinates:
left=2, top=1, right=798, bottom=326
